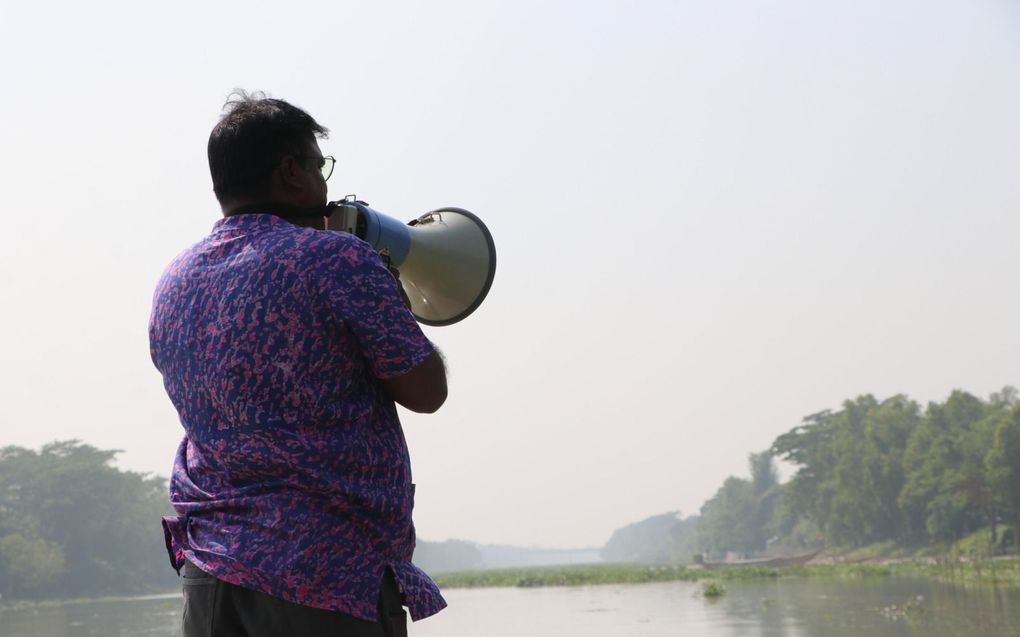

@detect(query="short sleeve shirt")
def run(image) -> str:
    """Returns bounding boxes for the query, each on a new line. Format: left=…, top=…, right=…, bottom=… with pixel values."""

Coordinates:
left=149, top=213, right=445, bottom=622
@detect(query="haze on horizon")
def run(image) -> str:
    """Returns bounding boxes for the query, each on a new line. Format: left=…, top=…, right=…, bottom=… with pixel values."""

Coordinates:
left=1, top=0, right=1018, bottom=549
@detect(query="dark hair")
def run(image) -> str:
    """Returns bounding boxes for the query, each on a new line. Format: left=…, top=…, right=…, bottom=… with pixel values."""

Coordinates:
left=207, top=90, right=329, bottom=203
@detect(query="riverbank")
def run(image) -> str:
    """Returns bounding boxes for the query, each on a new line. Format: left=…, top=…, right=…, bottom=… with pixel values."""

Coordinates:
left=4, top=559, right=1018, bottom=608
left=432, top=558, right=1020, bottom=589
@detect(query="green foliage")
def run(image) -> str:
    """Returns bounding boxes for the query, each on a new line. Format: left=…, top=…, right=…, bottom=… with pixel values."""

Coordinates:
left=763, top=388, right=1018, bottom=551
left=772, top=395, right=920, bottom=546
left=667, top=515, right=703, bottom=563
left=986, top=405, right=1020, bottom=548
left=699, top=453, right=779, bottom=557
left=0, top=441, right=174, bottom=600
left=699, top=477, right=756, bottom=556
left=899, top=391, right=995, bottom=543
left=783, top=562, right=895, bottom=578
left=700, top=581, right=725, bottom=598
left=825, top=541, right=906, bottom=563
left=911, top=558, right=1020, bottom=587
left=434, top=564, right=699, bottom=588
left=432, top=561, right=1020, bottom=591
left=0, top=533, right=65, bottom=595
left=601, top=512, right=700, bottom=564
left=951, top=525, right=1013, bottom=558
left=432, top=563, right=782, bottom=589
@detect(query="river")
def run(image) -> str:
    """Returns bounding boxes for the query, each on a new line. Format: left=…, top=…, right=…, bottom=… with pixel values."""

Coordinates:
left=2, top=577, right=1019, bottom=636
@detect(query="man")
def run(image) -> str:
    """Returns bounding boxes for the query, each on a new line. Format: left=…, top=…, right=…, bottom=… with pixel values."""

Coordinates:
left=149, top=91, right=448, bottom=636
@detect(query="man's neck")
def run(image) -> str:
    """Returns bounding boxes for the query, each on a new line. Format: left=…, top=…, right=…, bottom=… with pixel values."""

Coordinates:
left=221, top=199, right=327, bottom=230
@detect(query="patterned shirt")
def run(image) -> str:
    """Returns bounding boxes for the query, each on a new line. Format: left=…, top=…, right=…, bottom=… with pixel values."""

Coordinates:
left=149, top=213, right=446, bottom=622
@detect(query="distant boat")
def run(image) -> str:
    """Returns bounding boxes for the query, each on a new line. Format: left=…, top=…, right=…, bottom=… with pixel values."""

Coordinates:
left=697, top=551, right=820, bottom=570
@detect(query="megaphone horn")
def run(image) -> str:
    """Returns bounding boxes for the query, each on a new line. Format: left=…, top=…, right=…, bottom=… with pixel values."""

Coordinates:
left=326, top=198, right=496, bottom=326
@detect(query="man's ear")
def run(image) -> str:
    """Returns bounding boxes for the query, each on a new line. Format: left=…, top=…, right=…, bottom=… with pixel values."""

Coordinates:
left=277, top=155, right=305, bottom=190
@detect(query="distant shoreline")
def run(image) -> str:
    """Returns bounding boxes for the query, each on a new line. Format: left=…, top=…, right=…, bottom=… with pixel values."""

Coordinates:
left=5, top=559, right=1018, bottom=609
left=0, top=591, right=180, bottom=612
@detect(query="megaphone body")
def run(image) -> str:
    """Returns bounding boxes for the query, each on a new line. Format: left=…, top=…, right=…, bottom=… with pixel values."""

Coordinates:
left=327, top=199, right=496, bottom=326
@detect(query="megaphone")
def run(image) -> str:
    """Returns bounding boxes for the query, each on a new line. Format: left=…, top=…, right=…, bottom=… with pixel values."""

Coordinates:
left=326, top=198, right=496, bottom=326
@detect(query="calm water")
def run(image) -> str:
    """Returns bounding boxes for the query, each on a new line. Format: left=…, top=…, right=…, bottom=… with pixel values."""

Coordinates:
left=3, top=578, right=1020, bottom=636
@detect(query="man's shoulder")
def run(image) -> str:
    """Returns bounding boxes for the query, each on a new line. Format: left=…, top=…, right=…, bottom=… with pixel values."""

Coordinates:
left=155, top=236, right=207, bottom=283
left=299, top=228, right=381, bottom=272
left=155, top=222, right=379, bottom=287
left=297, top=226, right=369, bottom=252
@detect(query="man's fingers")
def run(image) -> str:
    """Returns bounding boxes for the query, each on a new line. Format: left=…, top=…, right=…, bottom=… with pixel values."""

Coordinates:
left=387, top=266, right=412, bottom=310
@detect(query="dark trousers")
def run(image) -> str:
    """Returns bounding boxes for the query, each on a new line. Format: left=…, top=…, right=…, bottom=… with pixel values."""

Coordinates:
left=181, top=560, right=407, bottom=637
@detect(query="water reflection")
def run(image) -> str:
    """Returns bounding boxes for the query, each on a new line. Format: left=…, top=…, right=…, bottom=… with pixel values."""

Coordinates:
left=2, top=578, right=1020, bottom=636
left=0, top=595, right=180, bottom=637
left=681, top=577, right=1020, bottom=637
left=413, top=578, right=1020, bottom=636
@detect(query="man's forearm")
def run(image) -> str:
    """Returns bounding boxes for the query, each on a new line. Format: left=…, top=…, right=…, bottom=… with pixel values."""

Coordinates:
left=381, top=346, right=448, bottom=413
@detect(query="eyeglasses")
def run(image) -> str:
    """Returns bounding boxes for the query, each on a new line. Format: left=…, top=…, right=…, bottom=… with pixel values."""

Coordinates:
left=295, top=155, right=336, bottom=181
left=317, top=155, right=336, bottom=181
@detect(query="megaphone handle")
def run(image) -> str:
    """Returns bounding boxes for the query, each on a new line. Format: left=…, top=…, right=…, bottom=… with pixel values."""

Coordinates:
left=411, top=212, right=442, bottom=226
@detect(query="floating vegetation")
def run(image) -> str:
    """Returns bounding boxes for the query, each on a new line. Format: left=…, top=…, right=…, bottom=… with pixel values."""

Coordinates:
left=785, top=563, right=894, bottom=578
left=431, top=558, right=1020, bottom=590
left=434, top=563, right=784, bottom=589
left=880, top=595, right=925, bottom=620
left=912, top=559, right=1020, bottom=587
left=433, top=564, right=704, bottom=589
left=700, top=581, right=726, bottom=598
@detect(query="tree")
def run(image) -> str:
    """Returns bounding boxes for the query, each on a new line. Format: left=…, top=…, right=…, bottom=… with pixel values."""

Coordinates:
left=853, top=395, right=918, bottom=542
left=748, top=451, right=780, bottom=544
left=600, top=512, right=698, bottom=563
left=699, top=476, right=755, bottom=557
left=900, top=391, right=988, bottom=543
left=986, top=405, right=1020, bottom=550
left=699, top=453, right=780, bottom=557
left=772, top=396, right=917, bottom=546
left=771, top=410, right=838, bottom=541
left=0, top=532, right=65, bottom=596
left=0, top=441, right=175, bottom=599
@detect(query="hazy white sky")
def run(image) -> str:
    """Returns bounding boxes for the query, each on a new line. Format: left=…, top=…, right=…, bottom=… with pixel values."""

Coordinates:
left=1, top=0, right=1018, bottom=548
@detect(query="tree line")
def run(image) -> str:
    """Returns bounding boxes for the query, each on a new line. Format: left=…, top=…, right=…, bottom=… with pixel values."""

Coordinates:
left=8, top=387, right=1020, bottom=598
left=0, top=440, right=573, bottom=600
left=699, top=387, right=1020, bottom=558
left=0, top=441, right=176, bottom=599
left=603, top=387, right=1020, bottom=563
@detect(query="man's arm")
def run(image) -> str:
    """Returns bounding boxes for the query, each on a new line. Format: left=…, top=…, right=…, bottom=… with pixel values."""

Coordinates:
left=315, top=237, right=449, bottom=413
left=381, top=347, right=448, bottom=414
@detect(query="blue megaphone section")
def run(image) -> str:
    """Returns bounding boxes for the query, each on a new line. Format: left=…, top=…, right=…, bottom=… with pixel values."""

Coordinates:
left=348, top=201, right=413, bottom=267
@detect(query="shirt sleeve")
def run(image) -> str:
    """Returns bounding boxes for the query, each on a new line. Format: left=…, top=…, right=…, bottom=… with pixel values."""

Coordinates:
left=314, top=234, right=434, bottom=380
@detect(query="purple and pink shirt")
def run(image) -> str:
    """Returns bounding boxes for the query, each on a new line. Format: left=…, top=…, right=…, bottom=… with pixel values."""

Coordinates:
left=148, top=213, right=446, bottom=622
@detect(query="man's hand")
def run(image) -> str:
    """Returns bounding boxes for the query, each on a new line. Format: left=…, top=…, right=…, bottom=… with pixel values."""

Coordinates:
left=388, top=266, right=412, bottom=311
left=382, top=348, right=448, bottom=413
left=379, top=265, right=447, bottom=413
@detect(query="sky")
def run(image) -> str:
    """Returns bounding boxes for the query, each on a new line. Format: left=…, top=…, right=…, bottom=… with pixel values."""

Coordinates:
left=1, top=0, right=1018, bottom=548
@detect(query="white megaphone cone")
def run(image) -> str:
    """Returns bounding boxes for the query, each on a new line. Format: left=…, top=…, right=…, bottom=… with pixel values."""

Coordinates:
left=327, top=199, right=496, bottom=326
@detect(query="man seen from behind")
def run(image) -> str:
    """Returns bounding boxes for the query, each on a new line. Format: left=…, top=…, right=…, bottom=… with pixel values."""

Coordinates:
left=149, top=91, right=448, bottom=637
